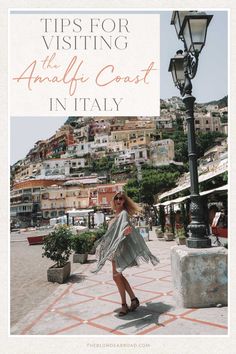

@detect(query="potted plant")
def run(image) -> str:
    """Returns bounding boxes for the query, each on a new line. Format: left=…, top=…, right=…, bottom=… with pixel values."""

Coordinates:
left=155, top=227, right=164, bottom=238
left=176, top=227, right=186, bottom=245
left=89, top=226, right=107, bottom=254
left=164, top=225, right=175, bottom=241
left=42, top=225, right=73, bottom=284
left=94, top=225, right=107, bottom=239
left=71, top=231, right=96, bottom=263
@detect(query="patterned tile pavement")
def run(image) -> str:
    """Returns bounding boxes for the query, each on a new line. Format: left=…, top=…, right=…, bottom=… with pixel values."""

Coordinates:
left=11, top=231, right=228, bottom=335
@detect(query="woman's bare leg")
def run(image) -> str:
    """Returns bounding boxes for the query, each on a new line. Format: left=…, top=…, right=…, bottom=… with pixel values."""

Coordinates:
left=112, top=261, right=136, bottom=300
left=121, top=274, right=135, bottom=300
left=112, top=261, right=138, bottom=314
left=112, top=261, right=126, bottom=306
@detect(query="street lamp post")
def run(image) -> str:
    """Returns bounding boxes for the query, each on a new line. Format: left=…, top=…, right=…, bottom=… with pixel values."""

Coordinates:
left=169, top=11, right=213, bottom=248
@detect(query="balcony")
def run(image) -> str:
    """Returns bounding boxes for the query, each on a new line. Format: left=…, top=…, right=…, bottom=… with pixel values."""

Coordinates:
left=22, top=191, right=32, bottom=196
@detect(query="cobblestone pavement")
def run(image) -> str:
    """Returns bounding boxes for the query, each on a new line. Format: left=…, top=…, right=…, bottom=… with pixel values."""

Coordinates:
left=11, top=230, right=228, bottom=335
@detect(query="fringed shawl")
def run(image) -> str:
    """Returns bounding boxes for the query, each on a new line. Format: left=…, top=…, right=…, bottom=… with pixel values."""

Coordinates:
left=91, top=210, right=159, bottom=273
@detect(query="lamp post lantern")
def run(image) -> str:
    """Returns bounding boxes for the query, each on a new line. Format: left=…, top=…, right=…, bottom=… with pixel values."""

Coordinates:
left=169, top=10, right=213, bottom=248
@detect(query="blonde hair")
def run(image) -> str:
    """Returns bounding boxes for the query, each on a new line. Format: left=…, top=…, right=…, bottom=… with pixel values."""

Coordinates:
left=111, top=191, right=142, bottom=216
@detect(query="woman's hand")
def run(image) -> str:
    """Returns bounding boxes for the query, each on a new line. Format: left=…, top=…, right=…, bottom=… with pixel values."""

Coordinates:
left=123, top=226, right=132, bottom=236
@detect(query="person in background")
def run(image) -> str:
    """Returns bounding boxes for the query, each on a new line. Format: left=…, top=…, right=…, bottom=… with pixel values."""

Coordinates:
left=148, top=216, right=153, bottom=231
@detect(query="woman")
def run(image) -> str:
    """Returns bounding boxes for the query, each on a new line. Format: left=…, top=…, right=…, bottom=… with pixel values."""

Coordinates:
left=92, top=191, right=159, bottom=316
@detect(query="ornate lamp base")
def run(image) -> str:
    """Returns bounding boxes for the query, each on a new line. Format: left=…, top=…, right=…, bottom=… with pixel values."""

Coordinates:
left=186, top=237, right=211, bottom=248
left=186, top=195, right=212, bottom=248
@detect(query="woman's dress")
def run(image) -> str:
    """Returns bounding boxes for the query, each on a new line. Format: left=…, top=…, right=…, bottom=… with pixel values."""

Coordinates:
left=91, top=210, right=159, bottom=273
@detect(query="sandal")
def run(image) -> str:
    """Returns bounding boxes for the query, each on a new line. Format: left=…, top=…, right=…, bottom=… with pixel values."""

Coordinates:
left=130, top=297, right=140, bottom=311
left=118, top=303, right=129, bottom=316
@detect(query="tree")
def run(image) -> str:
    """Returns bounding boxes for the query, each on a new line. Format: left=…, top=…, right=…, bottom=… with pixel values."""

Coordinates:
left=124, top=178, right=140, bottom=202
left=163, top=130, right=226, bottom=163
left=162, top=130, right=189, bottom=162
left=124, top=167, right=181, bottom=206
left=196, top=131, right=226, bottom=158
left=140, top=170, right=180, bottom=205
left=90, top=156, right=114, bottom=173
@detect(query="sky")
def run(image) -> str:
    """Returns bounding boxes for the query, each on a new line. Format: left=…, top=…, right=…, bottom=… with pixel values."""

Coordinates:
left=10, top=10, right=228, bottom=165
left=160, top=11, right=228, bottom=102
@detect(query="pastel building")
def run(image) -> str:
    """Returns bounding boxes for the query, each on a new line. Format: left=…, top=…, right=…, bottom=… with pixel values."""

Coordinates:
left=40, top=158, right=88, bottom=177
left=73, top=125, right=89, bottom=141
left=13, top=162, right=42, bottom=182
left=41, top=185, right=66, bottom=219
left=96, top=183, right=125, bottom=210
left=156, top=116, right=174, bottom=130
left=149, top=139, right=175, bottom=166
left=45, top=125, right=74, bottom=158
left=10, top=179, right=65, bottom=226
left=62, top=141, right=95, bottom=158
left=114, top=147, right=149, bottom=167
left=110, top=129, right=155, bottom=143
left=107, top=140, right=128, bottom=153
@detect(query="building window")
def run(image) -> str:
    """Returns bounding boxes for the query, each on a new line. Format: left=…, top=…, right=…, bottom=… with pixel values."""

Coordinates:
left=102, top=197, right=107, bottom=204
left=33, top=188, right=40, bottom=192
left=23, top=189, right=31, bottom=194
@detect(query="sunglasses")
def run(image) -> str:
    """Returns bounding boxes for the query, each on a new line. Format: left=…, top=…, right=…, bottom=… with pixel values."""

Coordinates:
left=114, top=196, right=124, bottom=201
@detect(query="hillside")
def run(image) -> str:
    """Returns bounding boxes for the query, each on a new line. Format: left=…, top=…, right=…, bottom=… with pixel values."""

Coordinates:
left=201, top=95, right=228, bottom=108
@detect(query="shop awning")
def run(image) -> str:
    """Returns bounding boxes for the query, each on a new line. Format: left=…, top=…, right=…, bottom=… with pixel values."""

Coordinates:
left=158, top=164, right=227, bottom=201
left=66, top=209, right=94, bottom=217
left=154, top=184, right=228, bottom=207
left=199, top=184, right=228, bottom=196
left=154, top=195, right=190, bottom=207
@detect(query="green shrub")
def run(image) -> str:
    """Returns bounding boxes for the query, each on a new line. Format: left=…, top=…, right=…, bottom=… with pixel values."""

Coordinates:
left=93, top=226, right=107, bottom=240
left=42, top=225, right=73, bottom=268
left=70, top=231, right=96, bottom=254
left=176, top=227, right=186, bottom=239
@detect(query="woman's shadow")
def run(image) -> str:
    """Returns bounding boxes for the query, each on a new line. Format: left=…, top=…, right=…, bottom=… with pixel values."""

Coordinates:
left=114, top=301, right=173, bottom=332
